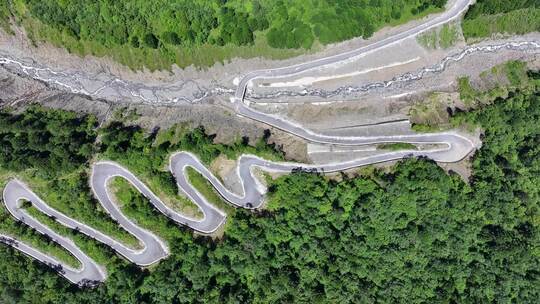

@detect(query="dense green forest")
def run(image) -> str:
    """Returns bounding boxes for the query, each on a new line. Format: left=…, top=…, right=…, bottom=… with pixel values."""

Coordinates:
left=0, top=107, right=97, bottom=177
left=0, top=2, right=12, bottom=32
left=464, top=0, right=539, bottom=17
left=0, top=69, right=539, bottom=302
left=462, top=0, right=540, bottom=38
left=1, top=0, right=446, bottom=69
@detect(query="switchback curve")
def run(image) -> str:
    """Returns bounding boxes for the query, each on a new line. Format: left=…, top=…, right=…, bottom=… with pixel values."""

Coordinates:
left=0, top=128, right=475, bottom=285
left=0, top=0, right=479, bottom=286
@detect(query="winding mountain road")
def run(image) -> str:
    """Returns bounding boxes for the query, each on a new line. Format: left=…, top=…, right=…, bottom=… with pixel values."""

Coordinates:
left=1, top=128, right=475, bottom=285
left=0, top=0, right=480, bottom=285
left=234, top=0, right=472, bottom=101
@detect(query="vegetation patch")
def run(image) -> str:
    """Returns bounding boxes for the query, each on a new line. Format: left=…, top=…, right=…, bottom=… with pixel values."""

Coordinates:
left=410, top=92, right=453, bottom=130
left=439, top=23, right=459, bottom=48
left=1, top=70, right=540, bottom=302
left=417, top=23, right=460, bottom=49
left=0, top=1, right=13, bottom=33
left=0, top=105, right=285, bottom=286
left=413, top=60, right=536, bottom=131
left=417, top=29, right=438, bottom=49
left=462, top=0, right=540, bottom=39
left=377, top=142, right=418, bottom=151
left=3, top=0, right=447, bottom=69
left=185, top=167, right=234, bottom=216
left=458, top=60, right=533, bottom=108
left=0, top=203, right=80, bottom=269
left=0, top=106, right=97, bottom=178
left=108, top=177, right=194, bottom=244
left=110, top=175, right=202, bottom=221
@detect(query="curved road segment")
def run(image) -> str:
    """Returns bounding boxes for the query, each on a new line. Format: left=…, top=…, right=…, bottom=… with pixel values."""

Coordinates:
left=0, top=131, right=475, bottom=285
left=0, top=0, right=477, bottom=286
left=234, top=0, right=472, bottom=101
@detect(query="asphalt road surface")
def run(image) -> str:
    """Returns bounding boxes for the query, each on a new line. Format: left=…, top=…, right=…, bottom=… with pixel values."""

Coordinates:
left=234, top=0, right=472, bottom=101
left=0, top=128, right=475, bottom=285
left=0, top=0, right=477, bottom=286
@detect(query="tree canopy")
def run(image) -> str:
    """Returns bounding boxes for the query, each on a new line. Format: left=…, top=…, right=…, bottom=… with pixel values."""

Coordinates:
left=462, top=0, right=540, bottom=38
left=0, top=70, right=539, bottom=302
left=0, top=106, right=97, bottom=178
left=3, top=0, right=447, bottom=69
